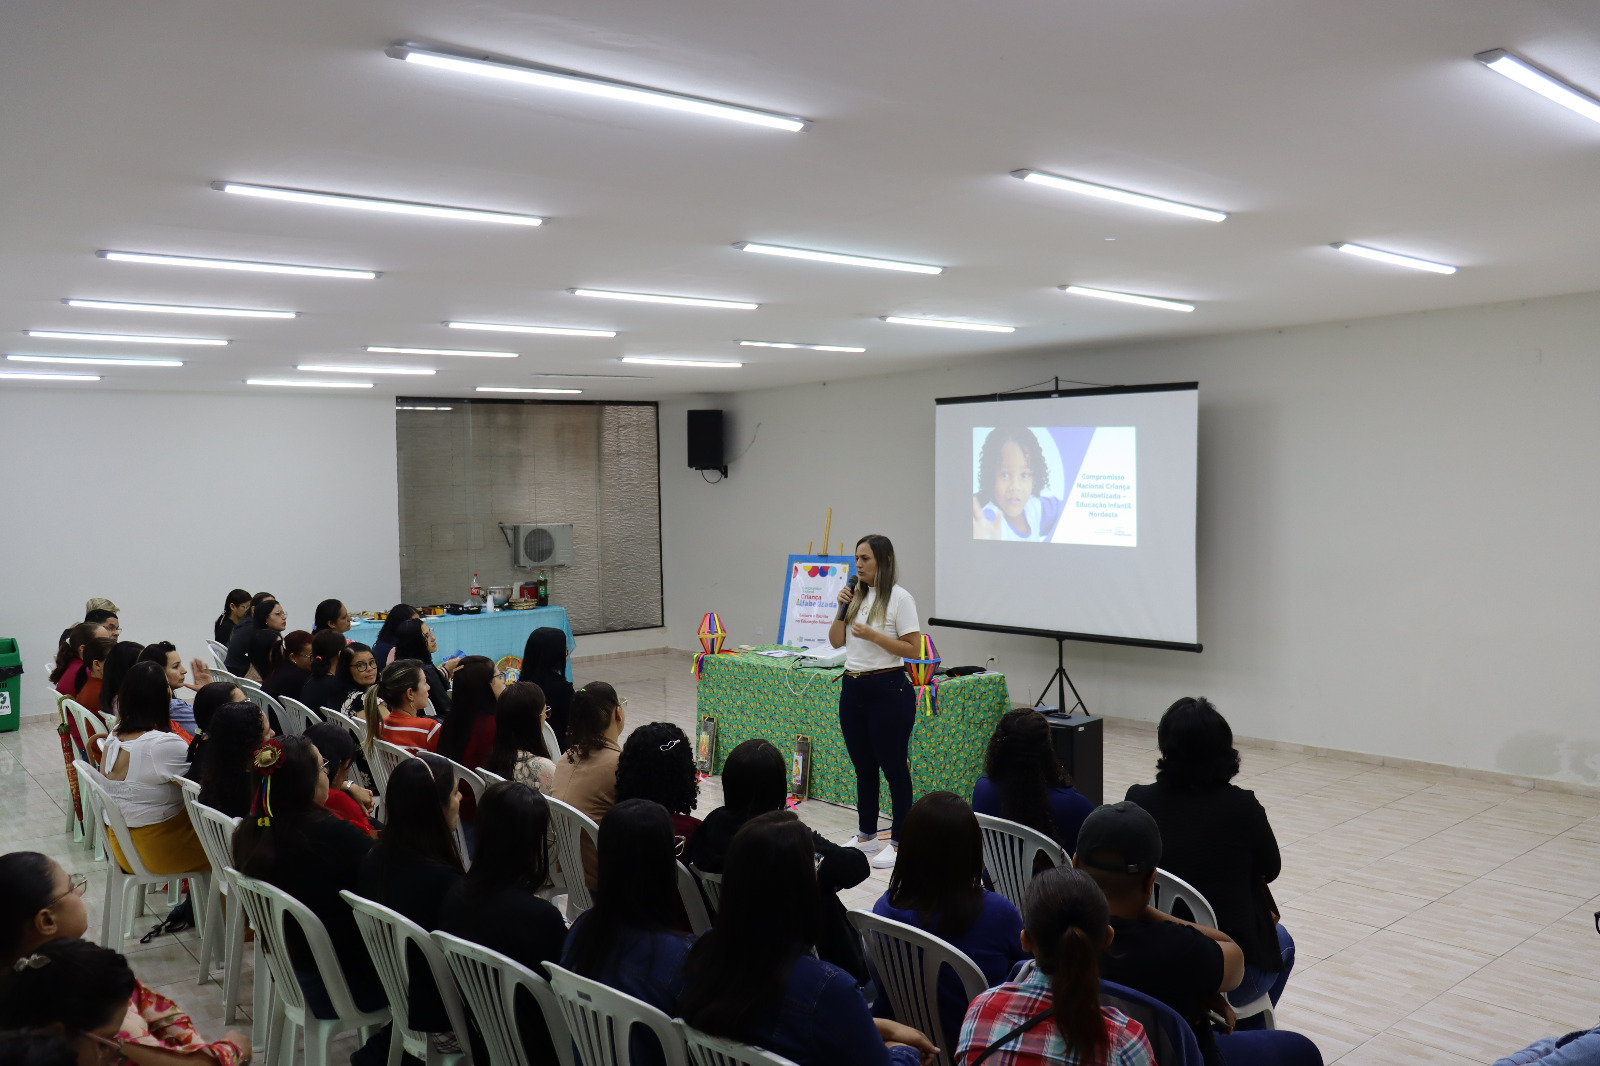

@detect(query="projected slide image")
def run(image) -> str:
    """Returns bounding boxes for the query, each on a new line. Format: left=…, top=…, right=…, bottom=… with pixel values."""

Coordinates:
left=972, top=426, right=1137, bottom=546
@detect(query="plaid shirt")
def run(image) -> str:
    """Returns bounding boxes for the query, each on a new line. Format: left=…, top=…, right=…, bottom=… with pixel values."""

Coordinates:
left=957, top=963, right=1154, bottom=1066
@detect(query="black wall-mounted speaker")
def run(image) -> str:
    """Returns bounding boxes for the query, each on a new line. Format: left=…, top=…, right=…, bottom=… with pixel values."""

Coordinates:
left=687, top=409, right=726, bottom=473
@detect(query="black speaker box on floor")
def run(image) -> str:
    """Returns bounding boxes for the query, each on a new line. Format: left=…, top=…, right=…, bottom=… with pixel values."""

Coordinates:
left=687, top=409, right=726, bottom=475
left=1043, top=713, right=1104, bottom=806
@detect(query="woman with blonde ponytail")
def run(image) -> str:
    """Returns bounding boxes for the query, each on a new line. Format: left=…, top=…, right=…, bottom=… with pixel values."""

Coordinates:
left=363, top=659, right=440, bottom=754
left=956, top=865, right=1154, bottom=1066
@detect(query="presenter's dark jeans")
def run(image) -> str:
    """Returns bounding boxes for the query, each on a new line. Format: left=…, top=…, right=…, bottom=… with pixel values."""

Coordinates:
left=838, top=671, right=916, bottom=841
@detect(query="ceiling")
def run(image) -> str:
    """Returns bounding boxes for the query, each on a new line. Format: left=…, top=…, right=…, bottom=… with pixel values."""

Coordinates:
left=3, top=0, right=1599, bottom=402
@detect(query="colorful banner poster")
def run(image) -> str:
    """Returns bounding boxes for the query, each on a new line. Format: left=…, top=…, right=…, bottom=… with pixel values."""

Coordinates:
left=778, top=555, right=855, bottom=649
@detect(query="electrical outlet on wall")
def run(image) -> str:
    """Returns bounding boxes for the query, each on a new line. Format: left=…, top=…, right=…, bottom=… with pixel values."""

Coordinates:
left=755, top=625, right=765, bottom=636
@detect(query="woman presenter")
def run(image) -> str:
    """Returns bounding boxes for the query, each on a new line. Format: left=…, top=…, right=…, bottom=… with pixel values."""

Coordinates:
left=829, top=533, right=922, bottom=870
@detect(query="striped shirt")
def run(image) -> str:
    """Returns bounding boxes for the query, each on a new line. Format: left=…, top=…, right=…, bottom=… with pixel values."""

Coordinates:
left=957, top=963, right=1154, bottom=1066
left=379, top=713, right=440, bottom=753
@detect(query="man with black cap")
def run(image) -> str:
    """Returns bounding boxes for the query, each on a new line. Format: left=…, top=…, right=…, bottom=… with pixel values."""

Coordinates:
left=1074, top=801, right=1322, bottom=1066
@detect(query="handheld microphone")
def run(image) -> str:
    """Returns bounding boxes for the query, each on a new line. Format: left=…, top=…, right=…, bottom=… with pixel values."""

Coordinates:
left=837, top=575, right=859, bottom=621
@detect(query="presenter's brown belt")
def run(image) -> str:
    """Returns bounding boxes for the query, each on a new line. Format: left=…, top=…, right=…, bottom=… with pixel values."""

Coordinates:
left=842, top=666, right=905, bottom=678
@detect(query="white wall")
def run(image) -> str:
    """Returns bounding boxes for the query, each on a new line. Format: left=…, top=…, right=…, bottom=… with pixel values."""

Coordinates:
left=0, top=388, right=401, bottom=717
left=659, top=289, right=1600, bottom=786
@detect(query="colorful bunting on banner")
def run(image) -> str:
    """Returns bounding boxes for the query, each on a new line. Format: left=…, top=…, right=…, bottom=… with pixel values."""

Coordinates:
left=903, top=633, right=942, bottom=716
left=693, top=611, right=729, bottom=679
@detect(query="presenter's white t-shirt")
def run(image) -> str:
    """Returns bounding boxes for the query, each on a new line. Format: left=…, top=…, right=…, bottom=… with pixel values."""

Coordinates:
left=844, top=584, right=921, bottom=672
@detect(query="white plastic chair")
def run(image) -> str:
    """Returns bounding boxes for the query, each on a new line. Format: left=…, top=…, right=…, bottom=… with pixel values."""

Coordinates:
left=688, top=864, right=723, bottom=916
left=278, top=697, right=321, bottom=736
left=53, top=693, right=80, bottom=838
left=368, top=738, right=414, bottom=799
left=75, top=760, right=210, bottom=945
left=542, top=721, right=562, bottom=761
left=1151, top=870, right=1275, bottom=1028
left=342, top=891, right=474, bottom=1066
left=676, top=862, right=712, bottom=935
left=542, top=962, right=689, bottom=1066
left=443, top=758, right=486, bottom=869
left=321, top=707, right=364, bottom=746
left=476, top=768, right=507, bottom=787
left=847, top=908, right=987, bottom=1066
left=183, top=794, right=247, bottom=1023
left=230, top=869, right=391, bottom=1066
left=545, top=796, right=599, bottom=920
left=974, top=813, right=1067, bottom=912
left=677, top=1021, right=800, bottom=1066
left=207, top=641, right=229, bottom=671
left=433, top=932, right=576, bottom=1066
left=62, top=698, right=109, bottom=851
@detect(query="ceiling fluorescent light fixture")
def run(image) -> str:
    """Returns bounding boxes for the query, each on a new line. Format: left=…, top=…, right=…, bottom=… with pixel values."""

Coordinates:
left=1011, top=169, right=1226, bottom=222
left=213, top=181, right=544, bottom=226
left=98, top=250, right=377, bottom=280
left=571, top=289, right=757, bottom=310
left=619, top=356, right=742, bottom=368
left=881, top=316, right=1014, bottom=334
left=446, top=321, right=615, bottom=337
left=1475, top=49, right=1600, bottom=125
left=476, top=386, right=584, bottom=394
left=734, top=242, right=941, bottom=275
left=1332, top=242, right=1457, bottom=274
left=1060, top=285, right=1194, bottom=312
left=368, top=346, right=516, bottom=358
left=66, top=299, right=296, bottom=319
left=739, top=340, right=866, bottom=353
left=386, top=43, right=808, bottom=132
left=25, top=330, right=226, bottom=345
left=396, top=405, right=453, bottom=410
left=247, top=378, right=373, bottom=388
left=7, top=354, right=183, bottom=367
left=298, top=364, right=436, bottom=376
left=0, top=370, right=101, bottom=381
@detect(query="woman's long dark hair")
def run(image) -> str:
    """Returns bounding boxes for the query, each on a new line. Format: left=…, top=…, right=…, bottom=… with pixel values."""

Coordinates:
left=985, top=709, right=1070, bottom=844
left=74, top=637, right=115, bottom=696
left=365, top=754, right=463, bottom=896
left=198, top=703, right=267, bottom=818
left=1022, top=866, right=1110, bottom=1064
left=484, top=682, right=549, bottom=778
left=215, top=588, right=251, bottom=634
left=309, top=629, right=346, bottom=680
left=680, top=811, right=820, bottom=1035
left=50, top=623, right=103, bottom=685
left=720, top=738, right=787, bottom=821
left=113, top=662, right=173, bottom=734
left=437, top=655, right=497, bottom=764
left=0, top=938, right=137, bottom=1037
left=252, top=598, right=282, bottom=629
left=887, top=791, right=986, bottom=940
left=313, top=599, right=345, bottom=632
left=615, top=722, right=698, bottom=816
left=375, top=605, right=418, bottom=645
left=460, top=782, right=551, bottom=907
left=0, top=852, right=56, bottom=962
left=191, top=681, right=240, bottom=734
left=563, top=799, right=682, bottom=978
left=98, top=641, right=145, bottom=711
left=1155, top=697, right=1241, bottom=790
left=520, top=627, right=567, bottom=679
left=391, top=618, right=434, bottom=665
left=844, top=534, right=898, bottom=629
left=248, top=628, right=285, bottom=681
left=233, top=734, right=331, bottom=878
left=564, top=682, right=619, bottom=760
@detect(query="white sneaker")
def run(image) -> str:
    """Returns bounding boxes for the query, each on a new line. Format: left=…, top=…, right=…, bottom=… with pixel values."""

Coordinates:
left=845, top=831, right=887, bottom=855
left=870, top=843, right=899, bottom=869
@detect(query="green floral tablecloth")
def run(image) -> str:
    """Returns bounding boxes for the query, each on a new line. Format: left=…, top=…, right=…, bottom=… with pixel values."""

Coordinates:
left=694, top=647, right=1011, bottom=808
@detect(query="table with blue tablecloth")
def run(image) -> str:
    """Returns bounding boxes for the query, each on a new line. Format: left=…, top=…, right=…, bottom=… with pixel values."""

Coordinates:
left=344, top=606, right=575, bottom=680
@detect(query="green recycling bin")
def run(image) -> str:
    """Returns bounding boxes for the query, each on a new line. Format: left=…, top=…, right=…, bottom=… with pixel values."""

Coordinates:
left=0, top=639, right=22, bottom=733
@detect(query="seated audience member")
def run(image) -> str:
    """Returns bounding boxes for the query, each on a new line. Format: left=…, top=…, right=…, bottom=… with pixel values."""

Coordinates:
left=0, top=851, right=249, bottom=1065
left=300, top=629, right=354, bottom=714
left=223, top=592, right=276, bottom=675
left=561, top=799, right=694, bottom=1066
left=232, top=735, right=386, bottom=1053
left=520, top=628, right=574, bottom=750
left=363, top=660, right=441, bottom=754
left=214, top=588, right=251, bottom=645
left=680, top=811, right=934, bottom=1066
left=392, top=618, right=455, bottom=717
left=185, top=682, right=247, bottom=782
left=438, top=655, right=501, bottom=769
left=371, top=604, right=419, bottom=668
left=684, top=737, right=870, bottom=980
left=440, top=782, right=567, bottom=1065
left=616, top=722, right=702, bottom=848
left=51, top=622, right=109, bottom=697
left=874, top=791, right=1029, bottom=1044
left=359, top=753, right=465, bottom=1035
left=304, top=723, right=375, bottom=834
left=957, top=865, right=1154, bottom=1066
left=1126, top=698, right=1293, bottom=1014
left=98, top=663, right=208, bottom=877
left=313, top=598, right=351, bottom=634
left=974, top=709, right=1094, bottom=857
left=197, top=702, right=272, bottom=819
left=83, top=608, right=120, bottom=641
left=263, top=630, right=314, bottom=704
left=137, top=641, right=211, bottom=736
left=484, top=682, right=555, bottom=792
left=0, top=1029, right=77, bottom=1066
left=335, top=643, right=380, bottom=715
left=1494, top=1022, right=1600, bottom=1065
left=1074, top=802, right=1321, bottom=1066
left=98, top=642, right=146, bottom=718
left=551, top=682, right=626, bottom=888
left=72, top=637, right=116, bottom=714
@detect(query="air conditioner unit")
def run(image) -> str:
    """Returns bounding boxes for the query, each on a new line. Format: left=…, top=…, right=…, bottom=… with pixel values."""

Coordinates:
left=509, top=523, right=574, bottom=568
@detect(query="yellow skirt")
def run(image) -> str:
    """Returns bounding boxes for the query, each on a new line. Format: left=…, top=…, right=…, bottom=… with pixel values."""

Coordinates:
left=106, top=812, right=210, bottom=875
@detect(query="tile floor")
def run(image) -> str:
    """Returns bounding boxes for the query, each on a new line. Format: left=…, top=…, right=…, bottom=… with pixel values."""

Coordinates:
left=8, top=649, right=1599, bottom=1065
